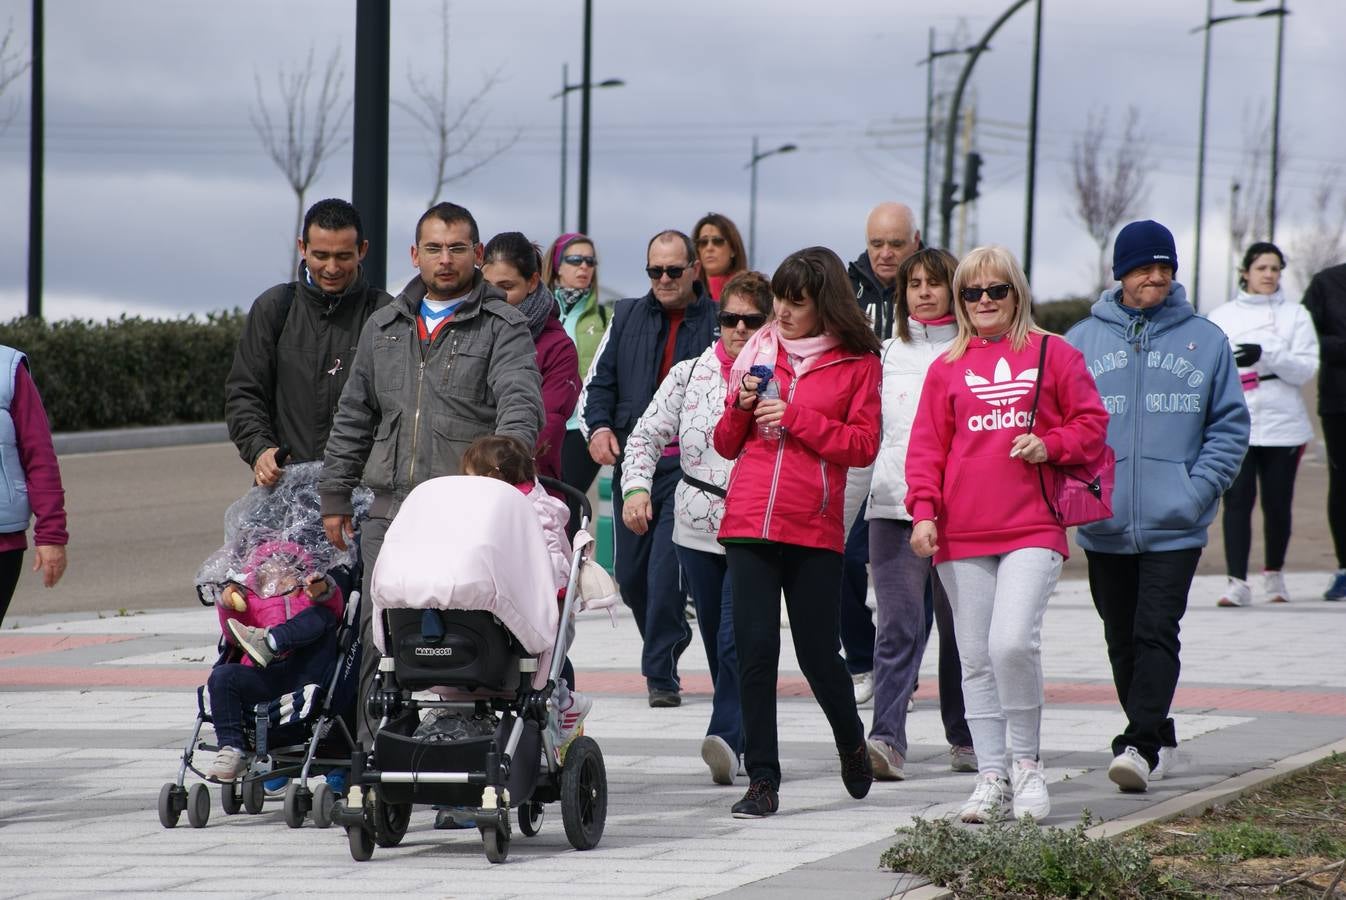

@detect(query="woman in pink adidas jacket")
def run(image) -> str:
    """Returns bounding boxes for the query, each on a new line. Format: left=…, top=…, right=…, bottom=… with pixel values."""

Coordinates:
left=905, top=245, right=1107, bottom=825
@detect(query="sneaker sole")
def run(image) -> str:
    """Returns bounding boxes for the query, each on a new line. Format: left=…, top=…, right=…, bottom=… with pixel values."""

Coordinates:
left=226, top=621, right=272, bottom=667
left=701, top=737, right=736, bottom=786
left=731, top=809, right=775, bottom=819
left=1216, top=598, right=1250, bottom=608
left=866, top=742, right=905, bottom=781
left=1108, top=760, right=1149, bottom=792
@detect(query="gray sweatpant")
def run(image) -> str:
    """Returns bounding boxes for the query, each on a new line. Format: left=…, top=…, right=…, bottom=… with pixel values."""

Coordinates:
left=936, top=548, right=1062, bottom=778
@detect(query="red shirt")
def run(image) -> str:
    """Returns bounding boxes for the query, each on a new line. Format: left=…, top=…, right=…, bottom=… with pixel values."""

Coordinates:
left=659, top=307, right=686, bottom=382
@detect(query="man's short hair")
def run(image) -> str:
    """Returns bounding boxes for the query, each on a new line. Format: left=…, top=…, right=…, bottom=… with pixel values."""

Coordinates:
left=646, top=229, right=696, bottom=266
left=416, top=202, right=480, bottom=245
left=303, top=198, right=364, bottom=246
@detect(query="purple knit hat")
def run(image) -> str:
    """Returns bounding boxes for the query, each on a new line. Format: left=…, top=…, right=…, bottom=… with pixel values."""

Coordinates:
left=552, top=232, right=591, bottom=270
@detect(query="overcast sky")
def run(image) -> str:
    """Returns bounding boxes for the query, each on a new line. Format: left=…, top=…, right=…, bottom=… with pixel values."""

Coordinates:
left=0, top=0, right=1342, bottom=322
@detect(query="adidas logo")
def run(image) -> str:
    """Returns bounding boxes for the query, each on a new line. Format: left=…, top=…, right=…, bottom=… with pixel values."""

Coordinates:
left=964, top=357, right=1039, bottom=408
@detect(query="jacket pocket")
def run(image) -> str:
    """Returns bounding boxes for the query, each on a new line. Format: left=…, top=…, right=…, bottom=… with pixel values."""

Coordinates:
left=365, top=408, right=401, bottom=489
left=432, top=411, right=486, bottom=469
left=1137, top=456, right=1202, bottom=532
left=373, top=334, right=406, bottom=392
left=442, top=344, right=489, bottom=403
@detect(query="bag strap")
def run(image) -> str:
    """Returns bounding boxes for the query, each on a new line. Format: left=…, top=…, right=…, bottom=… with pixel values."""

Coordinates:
left=680, top=472, right=727, bottom=499
left=1026, top=335, right=1060, bottom=520
left=272, top=281, right=297, bottom=347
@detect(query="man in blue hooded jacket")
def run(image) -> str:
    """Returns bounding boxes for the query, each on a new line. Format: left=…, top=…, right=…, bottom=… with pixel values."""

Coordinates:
left=1066, top=219, right=1249, bottom=794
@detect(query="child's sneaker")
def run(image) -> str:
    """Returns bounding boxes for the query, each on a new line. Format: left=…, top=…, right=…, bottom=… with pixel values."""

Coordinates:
left=263, top=776, right=289, bottom=796
left=557, top=691, right=592, bottom=753
left=959, top=772, right=1010, bottom=823
left=1011, top=759, right=1050, bottom=819
left=209, top=746, right=246, bottom=782
left=226, top=620, right=274, bottom=667
left=1217, top=577, right=1253, bottom=608
left=1264, top=571, right=1290, bottom=603
left=325, top=768, right=348, bottom=795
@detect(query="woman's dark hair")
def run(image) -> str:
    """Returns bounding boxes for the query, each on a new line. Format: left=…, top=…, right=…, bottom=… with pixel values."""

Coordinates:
left=483, top=232, right=543, bottom=281
left=720, top=270, right=773, bottom=315
left=894, top=247, right=959, bottom=343
left=770, top=247, right=882, bottom=355
left=692, top=212, right=747, bottom=277
left=1239, top=241, right=1286, bottom=290
left=461, top=435, right=535, bottom=484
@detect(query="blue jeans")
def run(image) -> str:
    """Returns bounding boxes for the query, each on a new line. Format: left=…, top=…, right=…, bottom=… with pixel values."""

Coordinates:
left=208, top=606, right=337, bottom=749
left=675, top=545, right=742, bottom=754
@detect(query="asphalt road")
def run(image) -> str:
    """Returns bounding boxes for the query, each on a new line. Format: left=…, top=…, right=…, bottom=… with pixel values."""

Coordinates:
left=7, top=438, right=1338, bottom=619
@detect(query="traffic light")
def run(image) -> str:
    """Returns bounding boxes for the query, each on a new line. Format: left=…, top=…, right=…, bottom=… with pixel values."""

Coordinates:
left=941, top=180, right=959, bottom=221
left=963, top=151, right=983, bottom=204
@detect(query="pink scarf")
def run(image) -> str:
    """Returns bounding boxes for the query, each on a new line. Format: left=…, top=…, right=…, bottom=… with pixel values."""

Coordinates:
left=729, top=321, right=841, bottom=388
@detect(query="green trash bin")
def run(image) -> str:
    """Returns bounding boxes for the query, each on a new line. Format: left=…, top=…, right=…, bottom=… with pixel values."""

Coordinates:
left=595, top=465, right=615, bottom=575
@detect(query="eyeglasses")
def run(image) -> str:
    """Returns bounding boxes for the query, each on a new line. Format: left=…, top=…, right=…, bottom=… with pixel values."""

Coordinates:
left=646, top=265, right=690, bottom=280
left=959, top=283, right=1014, bottom=303
left=717, top=311, right=767, bottom=329
left=697, top=236, right=727, bottom=248
left=419, top=242, right=476, bottom=259
left=562, top=254, right=596, bottom=267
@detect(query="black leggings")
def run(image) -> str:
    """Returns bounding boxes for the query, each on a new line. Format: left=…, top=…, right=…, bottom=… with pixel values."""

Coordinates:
left=1324, top=415, right=1346, bottom=568
left=1221, top=444, right=1304, bottom=580
left=0, top=548, right=23, bottom=628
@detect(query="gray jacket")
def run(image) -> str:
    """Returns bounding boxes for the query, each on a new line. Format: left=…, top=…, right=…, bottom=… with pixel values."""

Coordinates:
left=319, top=272, right=544, bottom=518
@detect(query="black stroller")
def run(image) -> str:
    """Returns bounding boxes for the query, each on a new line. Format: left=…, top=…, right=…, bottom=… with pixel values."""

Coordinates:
left=334, top=475, right=610, bottom=863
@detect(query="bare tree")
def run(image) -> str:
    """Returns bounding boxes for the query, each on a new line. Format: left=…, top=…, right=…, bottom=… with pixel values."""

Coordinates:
left=1069, top=106, right=1150, bottom=294
left=1288, top=169, right=1346, bottom=294
left=1228, top=104, right=1279, bottom=251
left=0, top=19, right=31, bottom=132
left=397, top=1, right=519, bottom=208
left=251, top=47, right=351, bottom=277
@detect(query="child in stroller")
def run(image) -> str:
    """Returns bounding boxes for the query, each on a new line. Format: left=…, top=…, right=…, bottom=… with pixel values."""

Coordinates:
left=336, top=442, right=616, bottom=863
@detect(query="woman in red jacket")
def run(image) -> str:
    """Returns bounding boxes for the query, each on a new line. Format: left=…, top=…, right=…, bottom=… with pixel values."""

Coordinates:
left=906, top=245, right=1108, bottom=824
left=713, top=246, right=882, bottom=819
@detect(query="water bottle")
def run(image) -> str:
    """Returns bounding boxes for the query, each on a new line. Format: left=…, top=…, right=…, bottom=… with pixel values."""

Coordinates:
left=757, top=380, right=783, bottom=441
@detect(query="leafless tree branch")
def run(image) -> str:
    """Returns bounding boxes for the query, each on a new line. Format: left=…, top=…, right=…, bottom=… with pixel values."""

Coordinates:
left=251, top=46, right=352, bottom=278
left=1288, top=168, right=1346, bottom=293
left=393, top=1, right=519, bottom=208
left=0, top=20, right=32, bottom=133
left=1069, top=106, right=1150, bottom=295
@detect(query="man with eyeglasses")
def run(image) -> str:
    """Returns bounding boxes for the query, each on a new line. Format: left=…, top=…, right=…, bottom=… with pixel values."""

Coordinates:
left=320, top=201, right=544, bottom=748
left=580, top=230, right=717, bottom=708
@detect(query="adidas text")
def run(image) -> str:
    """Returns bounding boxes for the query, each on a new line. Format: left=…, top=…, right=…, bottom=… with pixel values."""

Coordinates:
left=967, top=406, right=1031, bottom=431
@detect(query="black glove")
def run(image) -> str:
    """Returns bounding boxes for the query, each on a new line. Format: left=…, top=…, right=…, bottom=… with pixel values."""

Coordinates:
left=1234, top=343, right=1262, bottom=367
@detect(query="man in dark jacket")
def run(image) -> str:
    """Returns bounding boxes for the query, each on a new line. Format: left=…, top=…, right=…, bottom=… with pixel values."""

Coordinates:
left=225, top=198, right=392, bottom=485
left=1302, top=261, right=1346, bottom=599
left=581, top=230, right=717, bottom=707
left=847, top=202, right=921, bottom=341
left=320, top=201, right=544, bottom=747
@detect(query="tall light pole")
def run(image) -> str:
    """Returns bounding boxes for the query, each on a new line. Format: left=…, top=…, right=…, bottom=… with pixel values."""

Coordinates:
left=746, top=136, right=797, bottom=270
left=1022, top=0, right=1043, bottom=279
left=1191, top=0, right=1290, bottom=311
left=917, top=33, right=978, bottom=245
left=27, top=0, right=43, bottom=319
left=552, top=64, right=623, bottom=234
left=352, top=0, right=390, bottom=291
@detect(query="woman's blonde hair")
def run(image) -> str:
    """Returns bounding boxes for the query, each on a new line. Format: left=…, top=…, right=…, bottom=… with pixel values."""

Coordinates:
left=945, top=245, right=1047, bottom=361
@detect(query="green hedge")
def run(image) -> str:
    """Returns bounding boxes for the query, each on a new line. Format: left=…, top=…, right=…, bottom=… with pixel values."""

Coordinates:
left=0, top=313, right=244, bottom=432
left=1034, top=297, right=1094, bottom=335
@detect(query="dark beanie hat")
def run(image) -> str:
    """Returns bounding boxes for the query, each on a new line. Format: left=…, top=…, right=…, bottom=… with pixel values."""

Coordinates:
left=1112, top=220, right=1178, bottom=280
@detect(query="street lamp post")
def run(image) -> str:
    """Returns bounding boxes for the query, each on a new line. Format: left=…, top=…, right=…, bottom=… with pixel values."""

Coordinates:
left=553, top=64, right=623, bottom=234
left=917, top=33, right=979, bottom=245
left=746, top=136, right=798, bottom=270
left=1191, top=0, right=1290, bottom=311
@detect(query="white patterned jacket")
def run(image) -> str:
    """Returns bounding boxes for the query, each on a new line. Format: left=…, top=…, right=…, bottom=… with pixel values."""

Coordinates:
left=620, top=345, right=731, bottom=555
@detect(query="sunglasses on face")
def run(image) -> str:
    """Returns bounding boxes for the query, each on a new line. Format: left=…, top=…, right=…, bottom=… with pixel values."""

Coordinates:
left=697, top=235, right=727, bottom=248
left=646, top=265, right=689, bottom=280
left=959, top=283, right=1014, bottom=303
left=562, top=254, right=596, bottom=267
left=717, top=311, right=767, bottom=329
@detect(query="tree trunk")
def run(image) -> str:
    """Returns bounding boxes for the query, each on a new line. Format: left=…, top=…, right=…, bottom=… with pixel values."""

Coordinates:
left=290, top=192, right=305, bottom=280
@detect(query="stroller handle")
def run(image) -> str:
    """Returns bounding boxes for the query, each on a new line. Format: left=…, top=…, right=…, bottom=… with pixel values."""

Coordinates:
left=537, top=476, right=592, bottom=538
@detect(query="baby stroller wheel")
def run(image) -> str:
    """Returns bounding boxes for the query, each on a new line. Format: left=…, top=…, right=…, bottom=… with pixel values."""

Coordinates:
left=220, top=781, right=242, bottom=816
left=283, top=782, right=309, bottom=829
left=517, top=800, right=544, bottom=837
left=481, top=819, right=510, bottom=864
left=242, top=777, right=265, bottom=815
left=158, top=782, right=183, bottom=828
left=312, top=782, right=336, bottom=829
left=347, top=824, right=375, bottom=862
left=372, top=793, right=411, bottom=848
left=186, top=783, right=211, bottom=829
left=560, top=737, right=607, bottom=851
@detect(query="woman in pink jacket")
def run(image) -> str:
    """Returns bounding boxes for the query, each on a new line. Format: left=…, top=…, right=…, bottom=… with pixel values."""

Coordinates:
left=713, top=246, right=882, bottom=819
left=906, top=246, right=1108, bottom=824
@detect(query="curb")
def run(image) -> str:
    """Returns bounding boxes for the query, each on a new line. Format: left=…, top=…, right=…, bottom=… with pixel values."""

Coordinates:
left=888, top=737, right=1346, bottom=899
left=52, top=422, right=228, bottom=455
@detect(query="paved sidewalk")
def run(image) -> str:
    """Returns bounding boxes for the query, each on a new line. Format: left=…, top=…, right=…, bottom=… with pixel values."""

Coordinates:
left=3, top=572, right=1345, bottom=898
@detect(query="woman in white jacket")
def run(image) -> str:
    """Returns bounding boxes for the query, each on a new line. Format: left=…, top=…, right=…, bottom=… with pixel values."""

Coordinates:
left=864, top=248, right=975, bottom=780
left=622, top=271, right=772, bottom=785
left=1207, top=242, right=1319, bottom=606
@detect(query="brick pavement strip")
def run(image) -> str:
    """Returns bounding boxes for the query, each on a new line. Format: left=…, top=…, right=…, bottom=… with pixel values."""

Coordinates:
left=2, top=574, right=1346, bottom=898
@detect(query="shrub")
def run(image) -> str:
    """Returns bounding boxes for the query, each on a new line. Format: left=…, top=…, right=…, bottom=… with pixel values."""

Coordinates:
left=1034, top=298, right=1094, bottom=335
left=0, top=313, right=244, bottom=432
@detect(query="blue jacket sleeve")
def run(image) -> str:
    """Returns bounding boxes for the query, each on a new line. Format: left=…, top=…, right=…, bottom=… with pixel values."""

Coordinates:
left=1189, top=340, right=1250, bottom=506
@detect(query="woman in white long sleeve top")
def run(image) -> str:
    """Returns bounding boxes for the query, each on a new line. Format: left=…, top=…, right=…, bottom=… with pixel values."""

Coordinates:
left=1206, top=242, right=1319, bottom=606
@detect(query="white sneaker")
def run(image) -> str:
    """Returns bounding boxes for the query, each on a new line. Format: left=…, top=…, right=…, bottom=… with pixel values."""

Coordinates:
left=1011, top=759, right=1050, bottom=819
left=701, top=735, right=736, bottom=786
left=1264, top=571, right=1290, bottom=603
left=208, top=746, right=245, bottom=783
left=557, top=691, right=593, bottom=752
left=907, top=695, right=916, bottom=713
left=1108, top=746, right=1151, bottom=792
left=1217, top=577, right=1253, bottom=608
left=852, top=671, right=874, bottom=706
left=959, top=772, right=1010, bottom=823
left=1151, top=745, right=1179, bottom=781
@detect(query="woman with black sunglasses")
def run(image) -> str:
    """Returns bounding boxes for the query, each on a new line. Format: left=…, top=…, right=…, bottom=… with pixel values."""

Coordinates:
left=905, top=246, right=1107, bottom=825
left=692, top=213, right=747, bottom=301
left=621, top=271, right=772, bottom=786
